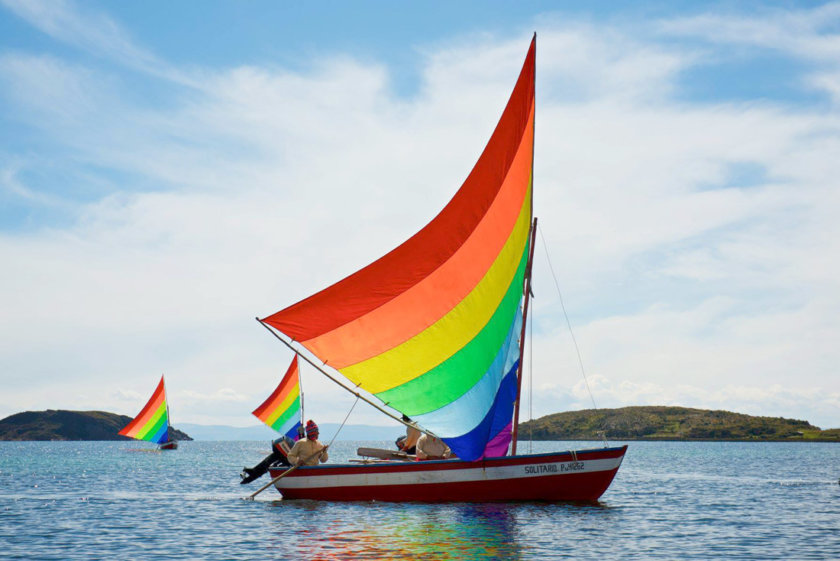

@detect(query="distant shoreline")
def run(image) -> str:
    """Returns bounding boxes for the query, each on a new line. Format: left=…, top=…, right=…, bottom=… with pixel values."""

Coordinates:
left=0, top=410, right=192, bottom=442
left=519, top=406, right=840, bottom=443
left=3, top=406, right=838, bottom=443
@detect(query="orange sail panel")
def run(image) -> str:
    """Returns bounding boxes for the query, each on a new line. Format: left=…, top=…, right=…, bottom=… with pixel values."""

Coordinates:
left=118, top=375, right=171, bottom=444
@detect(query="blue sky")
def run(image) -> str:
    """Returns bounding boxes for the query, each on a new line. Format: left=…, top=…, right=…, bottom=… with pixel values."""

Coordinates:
left=1, top=0, right=839, bottom=430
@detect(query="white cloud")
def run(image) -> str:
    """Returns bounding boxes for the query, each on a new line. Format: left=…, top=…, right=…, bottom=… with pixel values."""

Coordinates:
left=0, top=0, right=193, bottom=86
left=1, top=3, right=839, bottom=431
left=523, top=374, right=840, bottom=430
left=659, top=2, right=840, bottom=102
left=525, top=292, right=840, bottom=429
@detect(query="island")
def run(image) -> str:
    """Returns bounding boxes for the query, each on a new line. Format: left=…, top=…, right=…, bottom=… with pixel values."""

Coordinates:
left=0, top=409, right=193, bottom=441
left=518, top=406, right=840, bottom=441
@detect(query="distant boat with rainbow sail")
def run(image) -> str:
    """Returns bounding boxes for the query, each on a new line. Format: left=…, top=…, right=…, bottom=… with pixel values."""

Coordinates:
left=118, top=375, right=178, bottom=450
left=255, top=35, right=626, bottom=502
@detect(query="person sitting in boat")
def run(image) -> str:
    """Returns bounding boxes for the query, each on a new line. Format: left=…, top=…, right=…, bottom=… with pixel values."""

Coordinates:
left=287, top=419, right=329, bottom=466
left=240, top=435, right=295, bottom=484
left=415, top=433, right=451, bottom=461
left=396, top=414, right=420, bottom=455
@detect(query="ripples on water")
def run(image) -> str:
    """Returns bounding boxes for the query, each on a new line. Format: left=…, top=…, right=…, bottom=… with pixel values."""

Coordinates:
left=1, top=440, right=839, bottom=559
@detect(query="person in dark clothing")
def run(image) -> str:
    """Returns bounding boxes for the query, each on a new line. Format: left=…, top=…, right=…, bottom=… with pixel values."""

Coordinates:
left=396, top=414, right=419, bottom=454
left=240, top=435, right=294, bottom=484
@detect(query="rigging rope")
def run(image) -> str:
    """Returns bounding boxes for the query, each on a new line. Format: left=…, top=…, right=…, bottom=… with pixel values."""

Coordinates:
left=537, top=224, right=608, bottom=447
left=256, top=318, right=433, bottom=437
left=326, top=395, right=360, bottom=449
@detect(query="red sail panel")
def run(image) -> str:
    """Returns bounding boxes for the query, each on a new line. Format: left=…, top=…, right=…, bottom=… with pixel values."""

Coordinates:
left=304, top=107, right=533, bottom=368
left=262, top=37, right=536, bottom=343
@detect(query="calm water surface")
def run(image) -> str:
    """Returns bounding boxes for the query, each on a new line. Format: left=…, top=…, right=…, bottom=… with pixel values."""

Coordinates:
left=1, top=440, right=839, bottom=559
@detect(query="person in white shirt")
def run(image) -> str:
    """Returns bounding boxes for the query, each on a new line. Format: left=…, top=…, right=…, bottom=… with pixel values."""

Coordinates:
left=287, top=419, right=329, bottom=466
left=415, top=433, right=451, bottom=460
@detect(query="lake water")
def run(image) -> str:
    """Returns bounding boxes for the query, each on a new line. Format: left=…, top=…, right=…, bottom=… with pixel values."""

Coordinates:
left=1, top=440, right=838, bottom=559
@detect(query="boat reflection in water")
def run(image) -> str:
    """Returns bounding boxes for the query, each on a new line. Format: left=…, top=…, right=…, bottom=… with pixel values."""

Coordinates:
left=268, top=502, right=524, bottom=560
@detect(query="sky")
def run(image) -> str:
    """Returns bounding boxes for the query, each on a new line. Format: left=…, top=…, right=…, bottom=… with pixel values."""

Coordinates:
left=1, top=0, right=839, bottom=431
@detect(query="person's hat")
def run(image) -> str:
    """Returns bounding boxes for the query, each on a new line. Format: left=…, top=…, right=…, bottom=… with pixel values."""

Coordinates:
left=305, top=419, right=319, bottom=438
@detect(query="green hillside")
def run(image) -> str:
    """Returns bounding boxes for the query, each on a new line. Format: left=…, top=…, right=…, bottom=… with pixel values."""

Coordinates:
left=519, top=406, right=840, bottom=441
left=0, top=410, right=192, bottom=441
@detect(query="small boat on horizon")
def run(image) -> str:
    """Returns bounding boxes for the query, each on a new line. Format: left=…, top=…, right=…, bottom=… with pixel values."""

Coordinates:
left=118, top=375, right=179, bottom=451
left=257, top=34, right=626, bottom=502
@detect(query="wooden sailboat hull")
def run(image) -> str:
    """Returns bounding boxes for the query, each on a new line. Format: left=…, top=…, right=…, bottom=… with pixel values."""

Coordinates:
left=159, top=441, right=178, bottom=450
left=268, top=445, right=627, bottom=502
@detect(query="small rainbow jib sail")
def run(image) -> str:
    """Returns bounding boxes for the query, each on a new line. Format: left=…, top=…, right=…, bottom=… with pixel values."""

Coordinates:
left=119, top=375, right=172, bottom=445
left=252, top=356, right=302, bottom=440
left=261, top=38, right=536, bottom=462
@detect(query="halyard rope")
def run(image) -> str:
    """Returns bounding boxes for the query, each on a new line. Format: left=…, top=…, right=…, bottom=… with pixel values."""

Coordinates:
left=538, top=224, right=608, bottom=448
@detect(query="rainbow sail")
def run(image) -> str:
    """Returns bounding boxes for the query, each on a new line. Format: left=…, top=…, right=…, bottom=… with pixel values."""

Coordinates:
left=119, top=375, right=172, bottom=445
left=261, top=37, right=536, bottom=462
left=252, top=356, right=302, bottom=440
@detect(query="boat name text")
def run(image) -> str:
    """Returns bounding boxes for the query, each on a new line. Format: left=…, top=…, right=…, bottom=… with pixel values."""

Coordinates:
left=524, top=462, right=584, bottom=475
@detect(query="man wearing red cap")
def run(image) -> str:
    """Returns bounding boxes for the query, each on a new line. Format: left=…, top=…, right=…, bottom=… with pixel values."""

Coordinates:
left=287, top=420, right=329, bottom=466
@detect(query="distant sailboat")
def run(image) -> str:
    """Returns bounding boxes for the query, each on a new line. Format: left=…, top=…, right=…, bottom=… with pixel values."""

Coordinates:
left=119, top=375, right=178, bottom=450
left=255, top=35, right=627, bottom=502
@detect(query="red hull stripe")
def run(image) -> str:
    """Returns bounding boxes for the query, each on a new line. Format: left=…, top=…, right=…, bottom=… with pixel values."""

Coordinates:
left=269, top=446, right=626, bottom=502
left=277, top=469, right=620, bottom=502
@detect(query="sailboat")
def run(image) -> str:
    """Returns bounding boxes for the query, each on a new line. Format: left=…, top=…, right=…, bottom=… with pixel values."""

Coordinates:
left=258, top=35, right=626, bottom=501
left=118, top=375, right=178, bottom=450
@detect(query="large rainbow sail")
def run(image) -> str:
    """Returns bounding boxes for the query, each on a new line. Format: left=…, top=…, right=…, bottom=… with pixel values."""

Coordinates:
left=119, top=375, right=172, bottom=445
left=261, top=37, right=535, bottom=462
left=252, top=356, right=302, bottom=440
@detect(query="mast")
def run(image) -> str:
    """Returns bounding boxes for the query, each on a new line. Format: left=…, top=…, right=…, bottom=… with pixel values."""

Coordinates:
left=511, top=217, right=538, bottom=455
left=511, top=32, right=537, bottom=456
left=163, top=374, right=172, bottom=444
left=297, top=356, right=305, bottom=436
